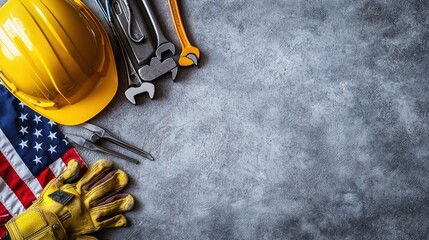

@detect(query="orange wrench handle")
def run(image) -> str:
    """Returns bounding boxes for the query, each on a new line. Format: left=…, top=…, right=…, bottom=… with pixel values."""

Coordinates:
left=168, top=0, right=200, bottom=66
left=168, top=0, right=190, bottom=48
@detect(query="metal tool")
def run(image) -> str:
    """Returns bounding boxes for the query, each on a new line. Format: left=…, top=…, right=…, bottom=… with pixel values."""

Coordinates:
left=141, top=0, right=176, bottom=59
left=111, top=0, right=155, bottom=65
left=96, top=0, right=155, bottom=103
left=139, top=57, right=178, bottom=81
left=112, top=0, right=177, bottom=83
left=168, top=0, right=200, bottom=67
left=111, top=0, right=156, bottom=103
left=122, top=44, right=156, bottom=104
left=125, top=82, right=155, bottom=104
left=122, top=0, right=144, bottom=43
left=66, top=123, right=155, bottom=164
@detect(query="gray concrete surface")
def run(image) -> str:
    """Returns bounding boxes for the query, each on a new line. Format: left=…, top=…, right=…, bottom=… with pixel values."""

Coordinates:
left=2, top=0, right=429, bottom=239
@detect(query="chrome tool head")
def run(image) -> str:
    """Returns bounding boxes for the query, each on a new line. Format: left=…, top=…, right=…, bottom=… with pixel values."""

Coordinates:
left=65, top=134, right=87, bottom=147
left=186, top=53, right=198, bottom=67
left=155, top=42, right=176, bottom=60
left=81, top=123, right=105, bottom=137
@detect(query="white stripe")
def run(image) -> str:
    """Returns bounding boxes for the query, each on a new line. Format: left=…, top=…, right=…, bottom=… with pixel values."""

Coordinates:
left=49, top=157, right=66, bottom=178
left=0, top=176, right=25, bottom=216
left=0, top=129, right=43, bottom=196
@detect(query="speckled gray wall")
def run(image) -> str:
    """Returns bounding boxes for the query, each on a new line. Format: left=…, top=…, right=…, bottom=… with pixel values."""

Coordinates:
left=1, top=0, right=428, bottom=239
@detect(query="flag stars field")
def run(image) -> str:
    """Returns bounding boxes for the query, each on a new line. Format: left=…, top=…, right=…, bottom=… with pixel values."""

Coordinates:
left=33, top=129, right=42, bottom=138
left=19, top=126, right=28, bottom=135
left=33, top=115, right=42, bottom=124
left=33, top=156, right=42, bottom=165
left=47, top=120, right=56, bottom=127
left=19, top=140, right=28, bottom=149
left=33, top=142, right=42, bottom=152
left=48, top=145, right=57, bottom=154
left=19, top=113, right=28, bottom=122
left=48, top=131, right=57, bottom=141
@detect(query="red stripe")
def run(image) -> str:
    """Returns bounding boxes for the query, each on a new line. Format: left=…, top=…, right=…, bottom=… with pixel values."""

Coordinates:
left=0, top=152, right=36, bottom=209
left=0, top=226, right=6, bottom=239
left=0, top=202, right=11, bottom=225
left=36, top=167, right=56, bottom=189
left=62, top=148, right=85, bottom=166
left=0, top=202, right=10, bottom=238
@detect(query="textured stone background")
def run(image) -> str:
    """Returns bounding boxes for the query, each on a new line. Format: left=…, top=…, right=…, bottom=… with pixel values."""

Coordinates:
left=2, top=0, right=429, bottom=239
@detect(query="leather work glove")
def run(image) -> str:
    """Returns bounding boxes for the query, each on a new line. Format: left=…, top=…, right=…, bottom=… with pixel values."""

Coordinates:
left=72, top=236, right=98, bottom=240
left=4, top=160, right=134, bottom=240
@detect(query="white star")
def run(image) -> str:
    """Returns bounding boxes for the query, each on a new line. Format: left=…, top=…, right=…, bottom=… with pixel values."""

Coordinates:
left=33, top=129, right=43, bottom=138
left=19, top=139, right=28, bottom=149
left=48, top=145, right=57, bottom=154
left=62, top=139, right=69, bottom=145
left=33, top=156, right=42, bottom=165
left=47, top=120, right=56, bottom=127
left=18, top=102, right=25, bottom=108
left=33, top=115, right=42, bottom=124
left=33, top=142, right=42, bottom=152
left=19, top=126, right=28, bottom=135
left=48, top=131, right=57, bottom=141
left=19, top=113, right=28, bottom=122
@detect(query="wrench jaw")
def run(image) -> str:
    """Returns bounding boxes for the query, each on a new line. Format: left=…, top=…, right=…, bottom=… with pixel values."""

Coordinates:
left=179, top=53, right=198, bottom=67
left=186, top=54, right=198, bottom=67
left=155, top=43, right=176, bottom=60
left=139, top=57, right=178, bottom=81
left=171, top=66, right=178, bottom=82
left=124, top=82, right=155, bottom=105
left=179, top=46, right=200, bottom=67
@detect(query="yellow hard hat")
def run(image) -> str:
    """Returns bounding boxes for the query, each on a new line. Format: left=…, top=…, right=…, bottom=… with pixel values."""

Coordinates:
left=0, top=0, right=118, bottom=126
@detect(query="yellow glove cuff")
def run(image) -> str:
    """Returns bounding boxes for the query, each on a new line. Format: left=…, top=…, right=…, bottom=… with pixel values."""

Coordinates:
left=5, top=209, right=67, bottom=240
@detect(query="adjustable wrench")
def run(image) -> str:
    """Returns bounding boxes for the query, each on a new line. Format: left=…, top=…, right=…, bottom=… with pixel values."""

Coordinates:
left=168, top=0, right=200, bottom=67
left=141, top=0, right=176, bottom=59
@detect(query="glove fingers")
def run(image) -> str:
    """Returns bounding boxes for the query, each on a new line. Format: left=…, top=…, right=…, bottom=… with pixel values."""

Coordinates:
left=91, top=194, right=134, bottom=221
left=41, top=160, right=81, bottom=194
left=85, top=169, right=129, bottom=205
left=77, top=160, right=113, bottom=190
left=97, top=214, right=128, bottom=230
left=58, top=160, right=81, bottom=184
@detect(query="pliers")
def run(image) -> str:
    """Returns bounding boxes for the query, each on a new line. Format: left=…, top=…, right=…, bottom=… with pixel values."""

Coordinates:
left=66, top=123, right=154, bottom=164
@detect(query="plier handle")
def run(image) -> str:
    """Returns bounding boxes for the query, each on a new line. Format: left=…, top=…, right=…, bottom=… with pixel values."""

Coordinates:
left=66, top=123, right=154, bottom=164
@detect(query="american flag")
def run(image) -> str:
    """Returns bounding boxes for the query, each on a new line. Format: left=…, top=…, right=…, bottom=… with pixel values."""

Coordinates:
left=0, top=85, right=85, bottom=237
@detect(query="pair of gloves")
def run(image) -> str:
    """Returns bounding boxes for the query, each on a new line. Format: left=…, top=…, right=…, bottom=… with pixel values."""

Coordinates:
left=4, top=160, right=134, bottom=240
